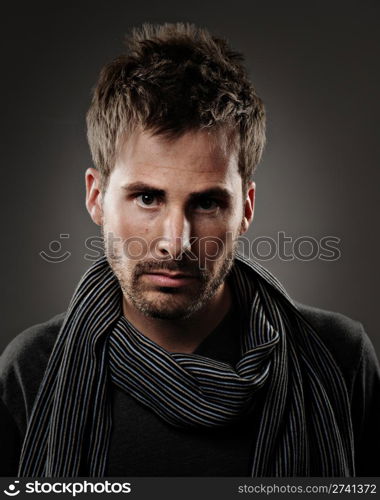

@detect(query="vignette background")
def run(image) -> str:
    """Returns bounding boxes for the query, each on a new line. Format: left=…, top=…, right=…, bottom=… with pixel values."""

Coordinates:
left=1, top=0, right=379, bottom=357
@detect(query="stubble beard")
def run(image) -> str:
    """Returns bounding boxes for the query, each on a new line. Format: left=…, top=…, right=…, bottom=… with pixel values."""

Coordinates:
left=103, top=229, right=239, bottom=320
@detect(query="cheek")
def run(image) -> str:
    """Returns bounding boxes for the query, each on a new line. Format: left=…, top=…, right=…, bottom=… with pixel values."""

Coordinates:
left=193, top=220, right=238, bottom=266
left=103, top=199, right=149, bottom=238
left=102, top=200, right=155, bottom=262
left=199, top=209, right=242, bottom=239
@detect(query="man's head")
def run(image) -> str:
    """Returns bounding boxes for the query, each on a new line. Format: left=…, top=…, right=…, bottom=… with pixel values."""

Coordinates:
left=86, top=23, right=265, bottom=194
left=85, top=23, right=265, bottom=320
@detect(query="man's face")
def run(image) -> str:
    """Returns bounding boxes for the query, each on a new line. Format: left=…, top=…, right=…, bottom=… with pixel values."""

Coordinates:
left=86, top=129, right=254, bottom=320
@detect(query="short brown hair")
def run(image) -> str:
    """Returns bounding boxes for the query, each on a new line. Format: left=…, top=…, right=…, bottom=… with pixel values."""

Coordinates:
left=86, top=23, right=266, bottom=192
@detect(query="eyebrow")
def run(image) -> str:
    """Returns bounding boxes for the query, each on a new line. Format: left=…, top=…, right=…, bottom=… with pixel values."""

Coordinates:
left=121, top=181, right=233, bottom=201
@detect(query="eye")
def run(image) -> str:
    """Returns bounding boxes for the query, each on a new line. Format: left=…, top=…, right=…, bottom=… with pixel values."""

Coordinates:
left=195, top=197, right=219, bottom=212
left=135, top=193, right=159, bottom=207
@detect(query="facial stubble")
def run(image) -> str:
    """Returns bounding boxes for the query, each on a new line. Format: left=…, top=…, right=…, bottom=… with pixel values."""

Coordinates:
left=102, top=228, right=240, bottom=320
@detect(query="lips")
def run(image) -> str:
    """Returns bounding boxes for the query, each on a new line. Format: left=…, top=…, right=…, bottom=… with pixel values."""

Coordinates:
left=147, top=271, right=195, bottom=278
left=142, top=271, right=197, bottom=287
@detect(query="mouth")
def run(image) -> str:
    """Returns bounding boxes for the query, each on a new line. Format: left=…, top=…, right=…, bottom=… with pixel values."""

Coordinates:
left=142, top=271, right=198, bottom=288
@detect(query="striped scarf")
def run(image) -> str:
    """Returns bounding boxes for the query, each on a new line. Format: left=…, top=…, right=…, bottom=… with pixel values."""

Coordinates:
left=18, top=254, right=355, bottom=477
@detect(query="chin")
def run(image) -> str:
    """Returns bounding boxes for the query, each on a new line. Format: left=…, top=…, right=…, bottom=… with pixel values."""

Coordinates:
left=137, top=303, right=198, bottom=321
left=131, top=293, right=206, bottom=321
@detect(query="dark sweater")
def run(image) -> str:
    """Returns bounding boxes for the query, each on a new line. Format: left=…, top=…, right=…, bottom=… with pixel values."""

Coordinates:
left=0, top=302, right=379, bottom=477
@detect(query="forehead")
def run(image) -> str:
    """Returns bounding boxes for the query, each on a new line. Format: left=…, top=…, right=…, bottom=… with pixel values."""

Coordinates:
left=112, top=128, right=240, bottom=187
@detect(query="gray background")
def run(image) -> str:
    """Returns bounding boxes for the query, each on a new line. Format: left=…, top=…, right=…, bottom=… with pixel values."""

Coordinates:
left=1, top=0, right=379, bottom=358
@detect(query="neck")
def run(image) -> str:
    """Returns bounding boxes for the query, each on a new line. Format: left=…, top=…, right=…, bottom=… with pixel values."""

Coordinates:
left=122, top=282, right=232, bottom=353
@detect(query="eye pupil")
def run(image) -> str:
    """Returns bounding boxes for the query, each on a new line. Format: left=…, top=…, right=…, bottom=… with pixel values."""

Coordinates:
left=142, top=194, right=154, bottom=205
left=199, top=198, right=214, bottom=210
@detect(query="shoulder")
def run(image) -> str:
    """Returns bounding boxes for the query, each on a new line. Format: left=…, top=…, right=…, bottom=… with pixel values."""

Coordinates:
left=295, top=301, right=365, bottom=350
left=295, top=302, right=380, bottom=476
left=0, top=312, right=65, bottom=374
left=294, top=301, right=379, bottom=396
left=0, top=312, right=65, bottom=433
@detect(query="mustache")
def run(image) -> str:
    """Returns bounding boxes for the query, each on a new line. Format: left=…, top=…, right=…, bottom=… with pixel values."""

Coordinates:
left=134, top=260, right=206, bottom=278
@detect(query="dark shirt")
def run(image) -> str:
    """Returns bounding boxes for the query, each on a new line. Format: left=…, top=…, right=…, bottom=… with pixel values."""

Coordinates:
left=0, top=302, right=379, bottom=476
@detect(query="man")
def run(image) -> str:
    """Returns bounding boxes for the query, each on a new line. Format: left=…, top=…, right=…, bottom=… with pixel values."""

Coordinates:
left=1, top=23, right=379, bottom=478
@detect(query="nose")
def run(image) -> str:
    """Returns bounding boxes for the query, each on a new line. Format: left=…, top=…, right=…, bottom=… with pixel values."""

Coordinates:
left=155, top=207, right=192, bottom=259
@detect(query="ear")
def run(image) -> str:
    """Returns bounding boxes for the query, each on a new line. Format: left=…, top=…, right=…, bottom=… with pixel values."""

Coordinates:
left=85, top=168, right=103, bottom=226
left=240, top=181, right=255, bottom=235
